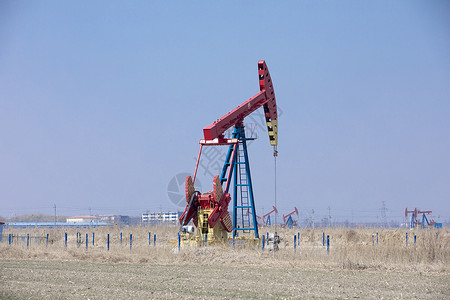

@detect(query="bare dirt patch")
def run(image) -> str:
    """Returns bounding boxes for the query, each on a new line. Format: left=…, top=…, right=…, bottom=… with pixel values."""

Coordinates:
left=0, top=259, right=449, bottom=299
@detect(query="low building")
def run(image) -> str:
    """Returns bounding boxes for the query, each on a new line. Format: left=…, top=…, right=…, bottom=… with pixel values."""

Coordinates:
left=4, top=221, right=111, bottom=229
left=142, top=211, right=180, bottom=225
left=66, top=216, right=100, bottom=223
left=98, top=215, right=130, bottom=225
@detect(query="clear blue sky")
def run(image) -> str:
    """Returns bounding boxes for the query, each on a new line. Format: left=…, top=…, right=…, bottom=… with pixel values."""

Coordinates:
left=1, top=1, right=449, bottom=223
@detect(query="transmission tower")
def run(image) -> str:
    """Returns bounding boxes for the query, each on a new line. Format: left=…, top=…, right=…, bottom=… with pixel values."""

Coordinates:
left=380, top=201, right=388, bottom=228
left=328, top=206, right=332, bottom=227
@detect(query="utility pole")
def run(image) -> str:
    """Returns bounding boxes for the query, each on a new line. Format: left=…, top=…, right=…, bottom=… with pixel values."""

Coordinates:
left=380, top=201, right=388, bottom=228
left=54, top=204, right=57, bottom=226
left=89, top=207, right=92, bottom=229
left=328, top=206, right=331, bottom=227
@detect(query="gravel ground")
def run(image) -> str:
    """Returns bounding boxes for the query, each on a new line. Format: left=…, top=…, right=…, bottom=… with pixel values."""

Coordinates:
left=0, top=259, right=449, bottom=299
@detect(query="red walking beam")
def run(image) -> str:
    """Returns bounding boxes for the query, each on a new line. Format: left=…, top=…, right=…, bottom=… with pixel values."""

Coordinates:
left=203, top=60, right=278, bottom=146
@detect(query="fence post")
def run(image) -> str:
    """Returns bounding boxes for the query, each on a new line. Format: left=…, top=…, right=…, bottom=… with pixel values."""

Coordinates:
left=153, top=234, right=156, bottom=246
left=92, top=232, right=95, bottom=246
left=294, top=235, right=297, bottom=253
left=107, top=234, right=110, bottom=251
left=233, top=233, right=235, bottom=249
left=65, top=233, right=67, bottom=248
left=27, top=234, right=29, bottom=248
left=120, top=232, right=123, bottom=245
left=9, top=234, right=11, bottom=245
left=406, top=232, right=408, bottom=246
left=46, top=234, right=49, bottom=247
left=204, top=234, right=207, bottom=247
left=376, top=232, right=378, bottom=245
left=414, top=235, right=416, bottom=245
left=372, top=235, right=374, bottom=246
left=178, top=232, right=181, bottom=252
left=149, top=232, right=151, bottom=246
left=130, top=234, right=132, bottom=250
left=297, top=232, right=300, bottom=246
left=323, top=232, right=325, bottom=246
left=326, top=235, right=330, bottom=254
left=262, top=235, right=265, bottom=251
left=86, top=234, right=88, bottom=250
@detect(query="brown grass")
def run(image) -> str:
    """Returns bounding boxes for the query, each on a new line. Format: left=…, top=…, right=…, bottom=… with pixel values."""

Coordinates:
left=1, top=226, right=449, bottom=273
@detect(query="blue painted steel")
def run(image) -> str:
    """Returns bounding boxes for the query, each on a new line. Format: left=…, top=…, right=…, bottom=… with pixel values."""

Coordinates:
left=92, top=232, right=95, bottom=246
left=0, top=223, right=3, bottom=242
left=285, top=216, right=294, bottom=229
left=65, top=233, right=67, bottom=247
left=9, top=234, right=11, bottom=245
left=294, top=235, right=297, bottom=253
left=46, top=234, right=49, bottom=247
left=372, top=235, right=374, bottom=246
left=130, top=234, right=132, bottom=250
left=326, top=235, right=330, bottom=254
left=153, top=234, right=156, bottom=246
left=422, top=213, right=430, bottom=228
left=262, top=235, right=265, bottom=251
left=297, top=232, right=300, bottom=246
left=414, top=235, right=416, bottom=244
left=376, top=232, right=378, bottom=244
left=410, top=212, right=415, bottom=228
left=27, top=234, right=29, bottom=248
left=322, top=232, right=325, bottom=246
left=86, top=234, right=88, bottom=249
left=220, top=125, right=259, bottom=239
left=107, top=234, right=110, bottom=251
left=232, top=234, right=235, bottom=249
left=205, top=234, right=207, bottom=247
left=406, top=232, right=408, bottom=246
left=149, top=232, right=151, bottom=246
left=266, top=215, right=271, bottom=226
left=178, top=233, right=181, bottom=252
left=120, top=232, right=123, bottom=245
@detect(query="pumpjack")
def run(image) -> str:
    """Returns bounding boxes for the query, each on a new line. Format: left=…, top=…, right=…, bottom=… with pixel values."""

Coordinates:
left=179, top=60, right=278, bottom=245
left=262, top=206, right=278, bottom=226
left=405, top=207, right=436, bottom=229
left=282, top=207, right=299, bottom=229
left=246, top=205, right=278, bottom=227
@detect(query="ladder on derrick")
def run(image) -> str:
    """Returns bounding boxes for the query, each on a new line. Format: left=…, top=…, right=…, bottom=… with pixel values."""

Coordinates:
left=220, top=124, right=259, bottom=239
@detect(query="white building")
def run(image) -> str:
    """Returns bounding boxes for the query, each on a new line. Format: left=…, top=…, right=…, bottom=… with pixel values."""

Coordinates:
left=142, top=211, right=180, bottom=224
left=66, top=216, right=100, bottom=223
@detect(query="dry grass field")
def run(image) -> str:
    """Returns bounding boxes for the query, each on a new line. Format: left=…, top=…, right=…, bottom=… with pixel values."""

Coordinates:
left=1, top=226, right=449, bottom=299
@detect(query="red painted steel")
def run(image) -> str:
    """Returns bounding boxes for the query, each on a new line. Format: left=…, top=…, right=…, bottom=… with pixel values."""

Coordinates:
left=180, top=60, right=278, bottom=235
left=203, top=60, right=277, bottom=141
left=283, top=207, right=299, bottom=224
left=262, top=206, right=278, bottom=226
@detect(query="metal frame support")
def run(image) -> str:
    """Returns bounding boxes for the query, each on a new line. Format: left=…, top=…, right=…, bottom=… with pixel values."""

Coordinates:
left=221, top=124, right=259, bottom=239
